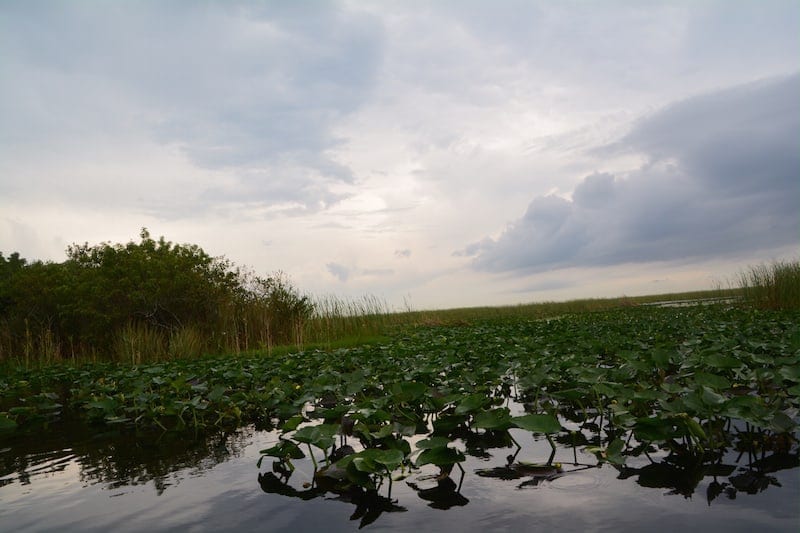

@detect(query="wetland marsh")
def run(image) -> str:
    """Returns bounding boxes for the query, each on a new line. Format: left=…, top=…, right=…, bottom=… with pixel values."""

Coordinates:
left=2, top=304, right=798, bottom=531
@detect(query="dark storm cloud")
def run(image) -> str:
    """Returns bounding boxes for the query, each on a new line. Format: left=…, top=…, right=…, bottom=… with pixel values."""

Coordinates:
left=463, top=74, right=800, bottom=273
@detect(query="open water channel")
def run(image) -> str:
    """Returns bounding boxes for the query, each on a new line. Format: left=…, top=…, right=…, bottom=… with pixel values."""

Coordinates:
left=2, top=411, right=797, bottom=532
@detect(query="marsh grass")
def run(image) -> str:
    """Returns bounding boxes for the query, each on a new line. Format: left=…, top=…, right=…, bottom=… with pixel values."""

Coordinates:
left=302, top=294, right=397, bottom=347
left=389, top=289, right=741, bottom=326
left=114, top=323, right=167, bottom=364
left=738, top=259, right=800, bottom=310
left=18, top=322, right=63, bottom=365
left=0, top=286, right=755, bottom=366
left=168, top=326, right=206, bottom=359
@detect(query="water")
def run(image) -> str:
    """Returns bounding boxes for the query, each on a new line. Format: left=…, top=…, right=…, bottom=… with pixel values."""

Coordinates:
left=642, top=297, right=741, bottom=308
left=2, top=421, right=797, bottom=532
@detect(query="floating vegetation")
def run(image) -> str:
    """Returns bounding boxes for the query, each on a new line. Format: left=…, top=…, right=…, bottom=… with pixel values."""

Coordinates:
left=1, top=304, right=798, bottom=524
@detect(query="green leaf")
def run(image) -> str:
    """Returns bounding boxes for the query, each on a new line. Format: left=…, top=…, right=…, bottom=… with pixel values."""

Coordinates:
left=778, top=365, right=800, bottom=383
left=454, top=393, right=490, bottom=415
left=352, top=455, right=378, bottom=473
left=768, top=411, right=797, bottom=433
left=650, top=349, right=672, bottom=369
left=597, top=438, right=626, bottom=465
left=551, top=388, right=585, bottom=401
left=259, top=440, right=305, bottom=460
left=432, top=414, right=466, bottom=434
left=281, top=415, right=305, bottom=432
left=370, top=423, right=395, bottom=440
left=473, top=408, right=513, bottom=430
left=417, top=446, right=465, bottom=467
left=416, top=436, right=451, bottom=450
left=372, top=448, right=405, bottom=470
left=391, top=381, right=428, bottom=402
left=693, top=372, right=731, bottom=390
left=348, top=448, right=402, bottom=473
left=607, top=438, right=624, bottom=458
left=87, top=398, right=118, bottom=413
left=700, top=386, right=727, bottom=407
left=703, top=352, right=741, bottom=370
left=207, top=385, right=227, bottom=402
left=634, top=417, right=675, bottom=442
left=0, top=414, right=17, bottom=431
left=721, top=396, right=769, bottom=426
left=681, top=415, right=707, bottom=441
left=593, top=382, right=620, bottom=398
left=512, top=413, right=561, bottom=434
left=292, top=424, right=338, bottom=450
left=342, top=456, right=376, bottom=489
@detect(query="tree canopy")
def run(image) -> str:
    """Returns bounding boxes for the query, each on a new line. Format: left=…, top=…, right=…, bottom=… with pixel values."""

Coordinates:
left=0, top=229, right=312, bottom=361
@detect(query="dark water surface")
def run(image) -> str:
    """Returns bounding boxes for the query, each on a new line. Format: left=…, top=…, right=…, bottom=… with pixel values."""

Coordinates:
left=2, top=419, right=798, bottom=533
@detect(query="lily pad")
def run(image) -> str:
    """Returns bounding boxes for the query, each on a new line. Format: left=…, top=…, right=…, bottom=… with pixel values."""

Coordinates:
left=292, top=424, right=339, bottom=450
left=259, top=440, right=306, bottom=460
left=473, top=408, right=514, bottom=430
left=512, top=413, right=561, bottom=434
left=0, top=414, right=17, bottom=431
left=417, top=446, right=465, bottom=467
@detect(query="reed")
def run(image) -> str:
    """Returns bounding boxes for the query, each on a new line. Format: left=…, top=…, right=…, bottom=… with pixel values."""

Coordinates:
left=114, top=323, right=167, bottom=364
left=302, top=294, right=397, bottom=347
left=168, top=326, right=206, bottom=359
left=738, top=258, right=800, bottom=310
left=0, top=320, right=65, bottom=366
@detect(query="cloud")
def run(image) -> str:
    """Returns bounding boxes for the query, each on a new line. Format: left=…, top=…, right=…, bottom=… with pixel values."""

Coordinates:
left=326, top=262, right=350, bottom=283
left=509, top=279, right=574, bottom=294
left=0, top=2, right=383, bottom=211
left=362, top=268, right=394, bottom=277
left=462, top=74, right=800, bottom=273
left=2, top=1, right=799, bottom=309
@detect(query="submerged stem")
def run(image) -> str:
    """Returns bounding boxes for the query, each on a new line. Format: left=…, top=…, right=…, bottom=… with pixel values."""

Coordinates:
left=307, top=443, right=318, bottom=470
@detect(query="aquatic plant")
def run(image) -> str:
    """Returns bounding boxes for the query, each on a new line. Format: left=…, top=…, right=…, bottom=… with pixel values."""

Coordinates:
left=2, top=304, right=798, bottom=523
left=738, top=258, right=800, bottom=310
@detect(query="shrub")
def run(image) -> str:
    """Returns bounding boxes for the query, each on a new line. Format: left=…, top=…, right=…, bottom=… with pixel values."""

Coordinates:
left=0, top=230, right=313, bottom=362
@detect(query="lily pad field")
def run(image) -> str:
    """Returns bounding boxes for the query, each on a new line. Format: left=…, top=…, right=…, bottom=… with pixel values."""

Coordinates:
left=1, top=303, right=799, bottom=531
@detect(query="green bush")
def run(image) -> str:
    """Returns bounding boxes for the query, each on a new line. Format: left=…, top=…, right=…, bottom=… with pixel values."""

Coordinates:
left=0, top=229, right=314, bottom=363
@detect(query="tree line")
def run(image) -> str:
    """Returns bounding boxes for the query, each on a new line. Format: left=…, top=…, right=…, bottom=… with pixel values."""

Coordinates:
left=0, top=229, right=313, bottom=362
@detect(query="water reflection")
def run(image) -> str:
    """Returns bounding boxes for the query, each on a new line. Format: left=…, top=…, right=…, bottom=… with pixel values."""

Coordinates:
left=407, top=475, right=469, bottom=510
left=250, top=414, right=799, bottom=530
left=0, top=422, right=254, bottom=493
left=258, top=470, right=408, bottom=528
left=1, top=415, right=798, bottom=532
left=470, top=423, right=799, bottom=504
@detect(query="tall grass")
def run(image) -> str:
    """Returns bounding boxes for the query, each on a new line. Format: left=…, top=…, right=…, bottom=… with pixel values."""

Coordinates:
left=114, top=322, right=166, bottom=364
left=168, top=326, right=206, bottom=359
left=738, top=259, right=800, bottom=310
left=302, top=294, right=396, bottom=347
left=387, top=289, right=742, bottom=326
left=0, top=272, right=784, bottom=367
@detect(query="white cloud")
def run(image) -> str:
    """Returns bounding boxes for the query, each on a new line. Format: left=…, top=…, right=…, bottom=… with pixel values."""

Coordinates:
left=0, top=1, right=383, bottom=212
left=1, top=1, right=798, bottom=308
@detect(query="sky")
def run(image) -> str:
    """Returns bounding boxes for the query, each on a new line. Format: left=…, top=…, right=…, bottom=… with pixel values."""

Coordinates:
left=1, top=1, right=798, bottom=310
